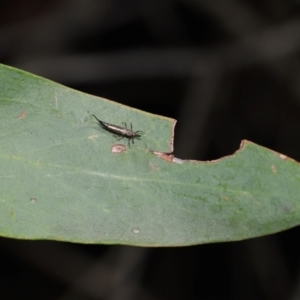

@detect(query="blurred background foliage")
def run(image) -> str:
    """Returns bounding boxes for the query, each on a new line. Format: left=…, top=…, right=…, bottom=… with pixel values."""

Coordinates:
left=1, top=0, right=300, bottom=299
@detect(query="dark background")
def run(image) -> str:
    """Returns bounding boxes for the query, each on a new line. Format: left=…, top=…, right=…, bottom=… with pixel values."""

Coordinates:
left=1, top=0, right=300, bottom=299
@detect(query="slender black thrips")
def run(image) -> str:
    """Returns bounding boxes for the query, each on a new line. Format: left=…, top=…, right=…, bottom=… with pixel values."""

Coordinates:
left=93, top=114, right=143, bottom=146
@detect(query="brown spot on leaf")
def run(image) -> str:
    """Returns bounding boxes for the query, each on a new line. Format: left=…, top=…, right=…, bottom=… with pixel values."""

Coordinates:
left=271, top=165, right=277, bottom=173
left=151, top=150, right=175, bottom=162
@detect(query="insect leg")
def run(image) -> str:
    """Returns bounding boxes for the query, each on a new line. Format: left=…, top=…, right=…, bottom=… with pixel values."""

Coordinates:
left=113, top=135, right=125, bottom=141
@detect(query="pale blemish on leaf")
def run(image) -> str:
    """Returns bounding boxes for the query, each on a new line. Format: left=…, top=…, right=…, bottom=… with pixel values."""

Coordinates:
left=111, top=144, right=126, bottom=154
left=149, top=162, right=158, bottom=171
left=271, top=165, right=277, bottom=173
left=88, top=135, right=98, bottom=140
left=10, top=209, right=15, bottom=220
left=30, top=197, right=37, bottom=204
left=18, top=110, right=26, bottom=119
left=54, top=91, right=58, bottom=109
left=279, top=154, right=287, bottom=160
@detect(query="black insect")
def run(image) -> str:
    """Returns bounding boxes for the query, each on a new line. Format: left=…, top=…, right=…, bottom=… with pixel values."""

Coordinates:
left=93, top=114, right=143, bottom=146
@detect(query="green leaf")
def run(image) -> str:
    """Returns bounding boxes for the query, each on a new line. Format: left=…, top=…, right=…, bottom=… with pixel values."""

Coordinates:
left=1, top=63, right=300, bottom=246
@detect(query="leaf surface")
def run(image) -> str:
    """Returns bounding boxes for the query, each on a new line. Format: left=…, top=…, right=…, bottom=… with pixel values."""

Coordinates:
left=1, top=64, right=300, bottom=246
